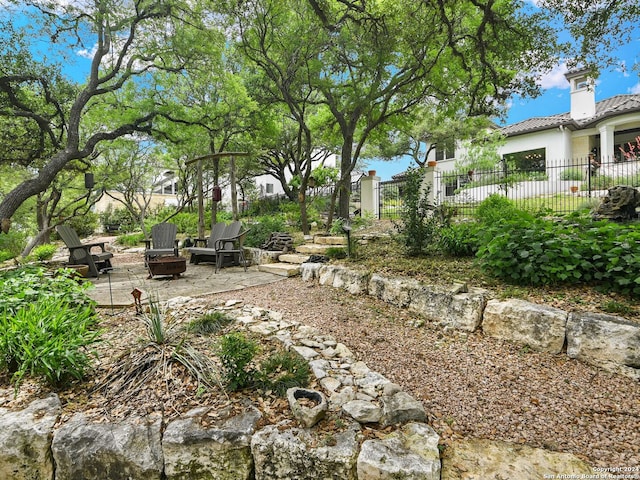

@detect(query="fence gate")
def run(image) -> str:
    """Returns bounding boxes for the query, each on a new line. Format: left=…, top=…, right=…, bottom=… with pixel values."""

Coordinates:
left=377, top=179, right=404, bottom=219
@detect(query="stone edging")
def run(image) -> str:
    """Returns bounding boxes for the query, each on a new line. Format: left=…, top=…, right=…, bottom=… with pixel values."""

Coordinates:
left=301, top=263, right=640, bottom=382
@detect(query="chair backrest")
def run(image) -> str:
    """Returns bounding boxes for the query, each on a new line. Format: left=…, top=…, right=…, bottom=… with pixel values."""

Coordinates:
left=150, top=223, right=177, bottom=249
left=56, top=225, right=83, bottom=248
left=218, top=221, right=242, bottom=251
left=207, top=222, right=227, bottom=247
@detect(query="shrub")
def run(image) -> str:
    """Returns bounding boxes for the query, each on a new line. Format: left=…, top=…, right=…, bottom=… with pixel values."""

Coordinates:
left=0, top=230, right=27, bottom=262
left=29, top=244, right=57, bottom=262
left=396, top=167, right=443, bottom=256
left=560, top=168, right=584, bottom=181
left=65, top=211, right=99, bottom=238
left=245, top=215, right=287, bottom=248
left=475, top=194, right=525, bottom=225
left=217, top=332, right=258, bottom=391
left=116, top=232, right=145, bottom=247
left=325, top=247, right=347, bottom=259
left=0, top=298, right=101, bottom=387
left=438, top=222, right=481, bottom=257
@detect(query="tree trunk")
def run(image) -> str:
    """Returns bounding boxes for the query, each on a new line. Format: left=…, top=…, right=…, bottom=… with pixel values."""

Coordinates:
left=230, top=156, right=238, bottom=220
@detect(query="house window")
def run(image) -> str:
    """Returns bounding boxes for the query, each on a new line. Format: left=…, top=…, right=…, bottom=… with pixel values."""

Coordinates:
left=435, top=139, right=455, bottom=161
left=575, top=76, right=589, bottom=90
left=266, top=183, right=274, bottom=194
left=502, top=148, right=546, bottom=172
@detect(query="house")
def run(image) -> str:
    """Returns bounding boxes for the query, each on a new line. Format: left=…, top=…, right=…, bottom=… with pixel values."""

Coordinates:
left=436, top=69, right=640, bottom=178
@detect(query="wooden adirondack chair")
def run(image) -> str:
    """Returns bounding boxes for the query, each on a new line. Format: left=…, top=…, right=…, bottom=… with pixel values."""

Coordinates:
left=187, top=222, right=226, bottom=264
left=144, top=223, right=179, bottom=266
left=56, top=225, right=114, bottom=277
left=188, top=221, right=242, bottom=266
left=214, top=227, right=250, bottom=273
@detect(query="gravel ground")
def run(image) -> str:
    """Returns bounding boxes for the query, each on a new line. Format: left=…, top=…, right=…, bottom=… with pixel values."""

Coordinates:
left=211, top=278, right=640, bottom=469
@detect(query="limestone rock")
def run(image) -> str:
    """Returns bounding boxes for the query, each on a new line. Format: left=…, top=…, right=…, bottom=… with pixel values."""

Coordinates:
left=323, top=265, right=370, bottom=295
left=483, top=299, right=568, bottom=353
left=408, top=284, right=487, bottom=332
left=380, top=391, right=427, bottom=427
left=0, top=394, right=61, bottom=480
left=300, top=262, right=323, bottom=281
left=162, top=405, right=261, bottom=480
left=251, top=423, right=361, bottom=479
left=441, top=438, right=593, bottom=480
left=566, top=311, right=640, bottom=380
left=368, top=274, right=416, bottom=308
left=357, top=422, right=440, bottom=480
left=342, top=400, right=382, bottom=424
left=52, top=414, right=163, bottom=480
left=287, top=388, right=328, bottom=428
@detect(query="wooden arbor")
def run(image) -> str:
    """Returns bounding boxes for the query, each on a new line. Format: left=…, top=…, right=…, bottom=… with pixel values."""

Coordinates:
left=186, top=152, right=249, bottom=240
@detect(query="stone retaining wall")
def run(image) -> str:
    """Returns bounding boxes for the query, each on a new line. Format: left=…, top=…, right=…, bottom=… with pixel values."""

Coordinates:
left=301, top=264, right=640, bottom=382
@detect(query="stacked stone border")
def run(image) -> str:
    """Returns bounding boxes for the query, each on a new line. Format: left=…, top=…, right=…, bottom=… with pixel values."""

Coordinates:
left=302, top=263, right=640, bottom=382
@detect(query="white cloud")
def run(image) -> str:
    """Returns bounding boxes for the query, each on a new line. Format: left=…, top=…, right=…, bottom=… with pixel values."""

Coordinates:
left=77, top=44, right=98, bottom=60
left=629, top=83, right=640, bottom=94
left=538, top=62, right=570, bottom=90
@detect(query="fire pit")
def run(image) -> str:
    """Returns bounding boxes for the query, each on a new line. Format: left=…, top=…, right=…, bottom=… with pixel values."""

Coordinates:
left=147, top=256, right=187, bottom=279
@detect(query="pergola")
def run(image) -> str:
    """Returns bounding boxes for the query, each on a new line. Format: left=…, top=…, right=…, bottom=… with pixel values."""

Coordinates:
left=185, top=152, right=250, bottom=239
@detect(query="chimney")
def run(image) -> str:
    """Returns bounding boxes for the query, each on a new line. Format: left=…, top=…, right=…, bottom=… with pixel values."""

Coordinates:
left=565, top=69, right=596, bottom=120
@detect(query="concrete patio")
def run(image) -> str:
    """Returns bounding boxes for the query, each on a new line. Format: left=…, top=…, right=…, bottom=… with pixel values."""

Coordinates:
left=84, top=260, right=286, bottom=309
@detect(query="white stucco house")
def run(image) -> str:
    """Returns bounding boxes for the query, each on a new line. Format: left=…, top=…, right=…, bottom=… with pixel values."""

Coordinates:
left=435, top=69, right=640, bottom=178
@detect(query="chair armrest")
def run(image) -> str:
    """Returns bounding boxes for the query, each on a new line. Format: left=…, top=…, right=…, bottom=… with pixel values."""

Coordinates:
left=83, top=241, right=109, bottom=252
left=214, top=230, right=250, bottom=251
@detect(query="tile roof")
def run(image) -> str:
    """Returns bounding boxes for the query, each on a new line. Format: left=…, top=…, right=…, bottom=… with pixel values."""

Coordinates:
left=501, top=94, right=640, bottom=137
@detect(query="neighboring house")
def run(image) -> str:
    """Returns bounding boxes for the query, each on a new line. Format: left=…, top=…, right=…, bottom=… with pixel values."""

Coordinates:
left=253, top=152, right=340, bottom=198
left=436, top=69, right=640, bottom=178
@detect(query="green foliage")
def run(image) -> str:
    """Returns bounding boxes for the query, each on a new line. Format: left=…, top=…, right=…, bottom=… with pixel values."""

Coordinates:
left=65, top=211, right=99, bottom=238
left=217, top=332, right=258, bottom=391
left=475, top=194, right=527, bottom=225
left=438, top=222, right=481, bottom=257
left=28, top=244, right=57, bottom=262
left=245, top=215, right=287, bottom=248
left=0, top=266, right=95, bottom=316
left=257, top=351, right=311, bottom=396
left=600, top=300, right=634, bottom=316
left=187, top=311, right=234, bottom=335
left=116, top=232, right=145, bottom=247
left=168, top=211, right=199, bottom=235
left=582, top=175, right=614, bottom=191
left=559, top=168, right=584, bottom=181
left=99, top=206, right=136, bottom=233
left=325, top=247, right=347, bottom=259
left=396, top=168, right=443, bottom=256
left=0, top=298, right=101, bottom=388
left=476, top=217, right=640, bottom=297
left=0, top=230, right=27, bottom=262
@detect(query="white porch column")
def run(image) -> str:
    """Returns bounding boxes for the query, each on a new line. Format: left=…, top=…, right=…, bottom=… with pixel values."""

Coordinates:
left=599, top=125, right=615, bottom=164
left=360, top=174, right=379, bottom=217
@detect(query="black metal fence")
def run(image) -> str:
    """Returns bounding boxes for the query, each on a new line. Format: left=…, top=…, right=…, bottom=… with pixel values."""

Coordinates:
left=377, top=157, right=640, bottom=219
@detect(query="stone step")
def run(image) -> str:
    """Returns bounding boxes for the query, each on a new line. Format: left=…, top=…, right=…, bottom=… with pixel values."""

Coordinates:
left=295, top=244, right=341, bottom=255
left=258, top=263, right=301, bottom=277
left=279, top=253, right=310, bottom=264
left=313, top=235, right=348, bottom=246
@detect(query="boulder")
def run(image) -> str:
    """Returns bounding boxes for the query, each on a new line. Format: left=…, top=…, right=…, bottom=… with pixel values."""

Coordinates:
left=566, top=311, right=640, bottom=380
left=251, top=423, right=361, bottom=479
left=408, top=284, right=488, bottom=332
left=593, top=185, right=640, bottom=221
left=162, top=405, right=261, bottom=480
left=357, top=422, right=440, bottom=480
left=342, top=400, right=383, bottom=424
left=0, top=394, right=61, bottom=480
left=368, top=274, right=416, bottom=308
left=322, top=265, right=370, bottom=295
left=51, top=414, right=163, bottom=480
left=301, top=262, right=323, bottom=281
left=441, top=438, right=593, bottom=480
left=380, top=391, right=427, bottom=427
left=483, top=299, right=568, bottom=353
